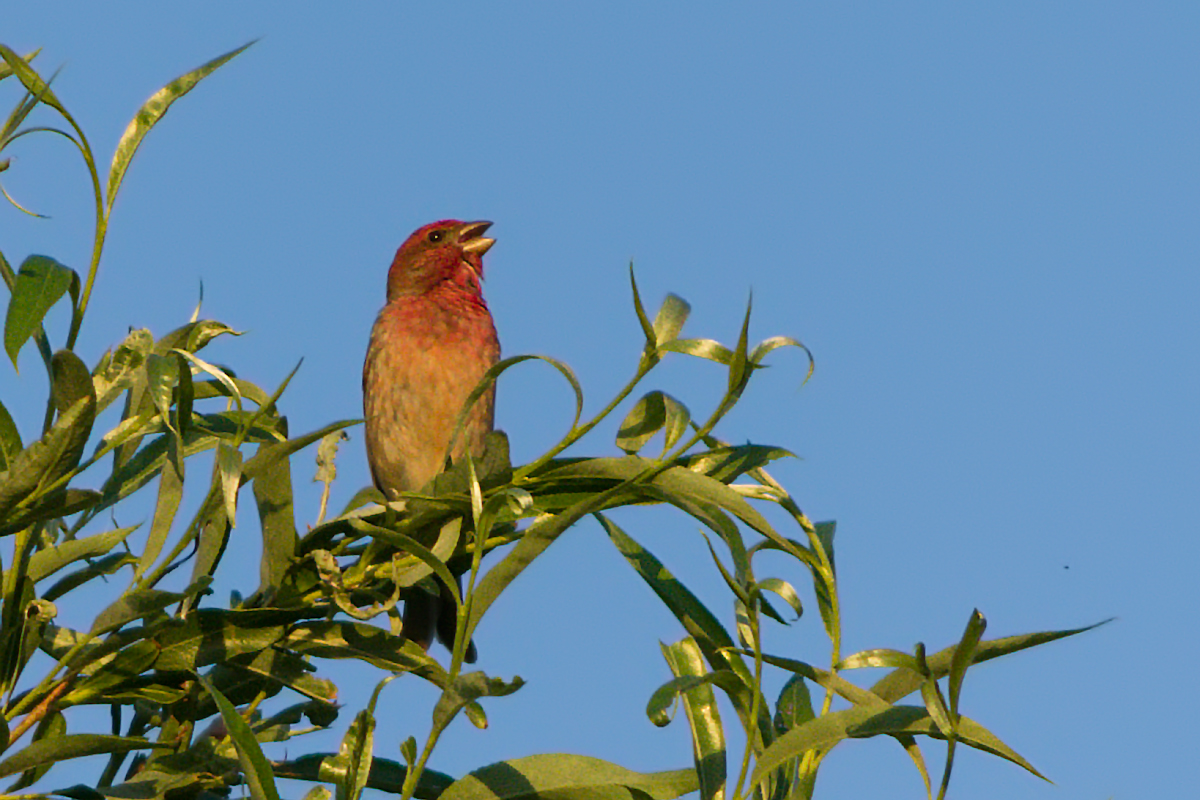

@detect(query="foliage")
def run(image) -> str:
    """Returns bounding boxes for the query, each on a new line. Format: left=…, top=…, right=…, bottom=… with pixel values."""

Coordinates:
left=0, top=42, right=1102, bottom=800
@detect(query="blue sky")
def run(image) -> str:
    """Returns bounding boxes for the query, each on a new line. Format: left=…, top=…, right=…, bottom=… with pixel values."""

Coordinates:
left=3, top=3, right=1196, bottom=797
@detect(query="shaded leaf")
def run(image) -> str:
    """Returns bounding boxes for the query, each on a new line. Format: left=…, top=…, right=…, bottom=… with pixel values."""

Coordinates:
left=431, top=671, right=524, bottom=732
left=4, top=255, right=75, bottom=369
left=0, top=734, right=158, bottom=779
left=51, top=349, right=95, bottom=414
left=90, top=578, right=210, bottom=634
left=282, top=621, right=448, bottom=688
left=0, top=391, right=95, bottom=519
left=255, top=434, right=298, bottom=594
left=196, top=671, right=281, bottom=800
left=27, top=525, right=137, bottom=584
left=441, top=754, right=698, bottom=800
left=0, top=399, right=21, bottom=471
left=273, top=755, right=453, bottom=799
left=8, top=709, right=64, bottom=790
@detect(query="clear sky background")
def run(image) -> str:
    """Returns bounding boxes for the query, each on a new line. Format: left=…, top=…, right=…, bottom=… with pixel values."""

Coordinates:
left=3, top=3, right=1196, bottom=798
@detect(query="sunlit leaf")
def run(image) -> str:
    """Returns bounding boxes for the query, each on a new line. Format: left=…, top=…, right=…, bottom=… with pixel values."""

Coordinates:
left=106, top=41, right=256, bottom=213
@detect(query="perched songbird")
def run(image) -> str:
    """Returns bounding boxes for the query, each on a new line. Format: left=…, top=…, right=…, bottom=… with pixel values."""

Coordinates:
left=363, top=219, right=500, bottom=661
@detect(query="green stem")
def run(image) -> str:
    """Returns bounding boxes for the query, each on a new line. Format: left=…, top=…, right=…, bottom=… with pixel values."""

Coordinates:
left=514, top=353, right=656, bottom=481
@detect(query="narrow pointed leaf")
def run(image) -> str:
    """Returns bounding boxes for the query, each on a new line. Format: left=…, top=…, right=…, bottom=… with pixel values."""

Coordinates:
left=27, top=525, right=137, bottom=584
left=948, top=609, right=987, bottom=715
left=0, top=399, right=21, bottom=471
left=660, top=639, right=726, bottom=800
left=441, top=754, right=698, bottom=800
left=196, top=671, right=281, bottom=800
left=106, top=41, right=255, bottom=212
left=0, top=734, right=158, bottom=779
left=871, top=620, right=1111, bottom=703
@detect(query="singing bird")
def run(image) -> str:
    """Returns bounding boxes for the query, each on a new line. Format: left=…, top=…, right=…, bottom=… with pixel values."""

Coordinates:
left=363, top=219, right=500, bottom=661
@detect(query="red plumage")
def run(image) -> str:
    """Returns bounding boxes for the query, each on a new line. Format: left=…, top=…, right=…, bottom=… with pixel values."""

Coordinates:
left=363, top=219, right=500, bottom=660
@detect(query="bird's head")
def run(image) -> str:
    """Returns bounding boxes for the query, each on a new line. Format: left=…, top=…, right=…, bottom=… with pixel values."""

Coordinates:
left=385, top=219, right=494, bottom=301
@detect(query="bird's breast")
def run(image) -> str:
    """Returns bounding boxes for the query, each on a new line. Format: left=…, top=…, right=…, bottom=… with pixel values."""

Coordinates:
left=363, top=296, right=499, bottom=496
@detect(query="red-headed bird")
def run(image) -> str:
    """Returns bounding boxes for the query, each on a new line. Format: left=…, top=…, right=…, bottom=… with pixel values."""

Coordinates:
left=363, top=219, right=500, bottom=661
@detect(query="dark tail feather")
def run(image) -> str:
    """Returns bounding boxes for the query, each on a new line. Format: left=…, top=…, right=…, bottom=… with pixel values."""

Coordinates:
left=403, top=577, right=477, bottom=663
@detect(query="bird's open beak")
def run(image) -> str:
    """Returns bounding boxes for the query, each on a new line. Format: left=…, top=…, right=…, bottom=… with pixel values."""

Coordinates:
left=459, top=221, right=495, bottom=256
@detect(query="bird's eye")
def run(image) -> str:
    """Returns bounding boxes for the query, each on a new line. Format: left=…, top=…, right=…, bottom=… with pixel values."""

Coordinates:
left=427, top=230, right=446, bottom=243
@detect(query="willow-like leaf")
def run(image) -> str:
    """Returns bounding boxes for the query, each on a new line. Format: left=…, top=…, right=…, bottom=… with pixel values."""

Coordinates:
left=4, top=255, right=76, bottom=370
left=105, top=42, right=255, bottom=213
left=870, top=619, right=1111, bottom=704
left=196, top=671, right=281, bottom=800
left=441, top=754, right=699, bottom=800
left=660, top=639, right=726, bottom=800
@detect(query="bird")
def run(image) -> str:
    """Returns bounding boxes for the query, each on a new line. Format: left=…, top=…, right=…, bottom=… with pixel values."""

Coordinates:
left=363, top=219, right=500, bottom=662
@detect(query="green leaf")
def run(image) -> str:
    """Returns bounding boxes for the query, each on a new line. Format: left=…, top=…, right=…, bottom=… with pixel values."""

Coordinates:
left=0, top=488, right=102, bottom=538
left=652, top=294, right=691, bottom=346
left=839, top=648, right=921, bottom=671
left=750, top=704, right=1047, bottom=788
left=774, top=674, right=815, bottom=734
left=195, top=671, right=281, bottom=800
left=0, top=399, right=21, bottom=471
left=328, top=677, right=392, bottom=800
left=240, top=420, right=359, bottom=488
left=106, top=41, right=256, bottom=213
left=27, top=525, right=137, bottom=584
left=752, top=577, right=802, bottom=620
left=727, top=296, right=752, bottom=396
left=0, top=391, right=95, bottom=520
left=0, top=48, right=41, bottom=84
left=150, top=609, right=288, bottom=672
left=948, top=609, right=987, bottom=716
left=230, top=646, right=337, bottom=704
left=440, top=754, right=699, bottom=800
left=282, top=621, right=448, bottom=688
left=92, top=327, right=153, bottom=412
left=598, top=514, right=774, bottom=750
left=60, top=639, right=159, bottom=706
left=254, top=436, right=299, bottom=593
left=0, top=45, right=70, bottom=119
left=679, top=444, right=793, bottom=484
left=4, top=255, right=77, bottom=369
left=137, top=454, right=184, bottom=580
left=349, top=518, right=461, bottom=598
left=273, top=754, right=454, bottom=799
left=7, top=709, right=64, bottom=790
left=616, top=391, right=690, bottom=455
left=42, top=552, right=137, bottom=602
left=90, top=577, right=210, bottom=634
left=659, top=639, right=726, bottom=800
left=50, top=349, right=95, bottom=414
left=217, top=442, right=242, bottom=526
left=431, top=671, right=524, bottom=732
left=0, top=734, right=158, bottom=779
left=870, top=619, right=1112, bottom=704
left=629, top=266, right=657, bottom=350
left=739, top=650, right=888, bottom=710
left=657, top=337, right=734, bottom=365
